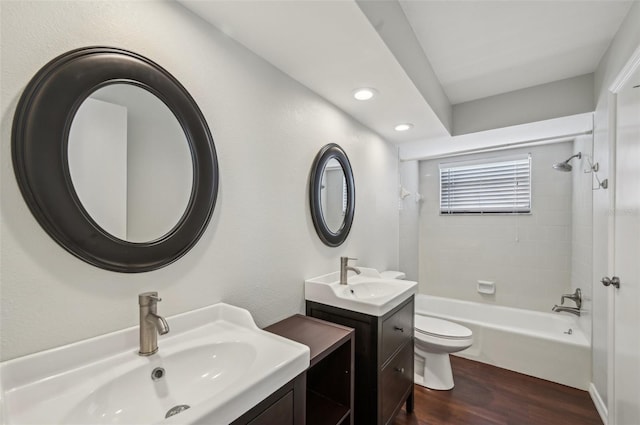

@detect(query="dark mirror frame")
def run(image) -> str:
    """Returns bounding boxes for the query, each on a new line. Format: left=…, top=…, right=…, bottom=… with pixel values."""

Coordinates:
left=309, top=143, right=355, bottom=247
left=12, top=46, right=219, bottom=273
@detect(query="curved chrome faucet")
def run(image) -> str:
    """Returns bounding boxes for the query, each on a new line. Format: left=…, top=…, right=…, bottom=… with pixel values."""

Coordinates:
left=139, top=292, right=170, bottom=356
left=340, top=257, right=361, bottom=285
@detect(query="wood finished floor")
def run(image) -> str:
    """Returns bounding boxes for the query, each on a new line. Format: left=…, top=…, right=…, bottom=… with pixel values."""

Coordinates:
left=393, top=356, right=603, bottom=425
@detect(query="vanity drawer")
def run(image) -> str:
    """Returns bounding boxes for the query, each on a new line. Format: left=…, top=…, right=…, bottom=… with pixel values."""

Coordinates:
left=380, top=342, right=413, bottom=425
left=381, top=299, right=413, bottom=363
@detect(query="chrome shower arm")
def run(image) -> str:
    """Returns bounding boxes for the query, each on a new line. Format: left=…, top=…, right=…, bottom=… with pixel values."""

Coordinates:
left=563, top=152, right=582, bottom=164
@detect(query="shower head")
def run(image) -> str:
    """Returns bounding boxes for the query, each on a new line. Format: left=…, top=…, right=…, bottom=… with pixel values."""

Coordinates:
left=553, top=152, right=582, bottom=172
left=553, top=162, right=573, bottom=172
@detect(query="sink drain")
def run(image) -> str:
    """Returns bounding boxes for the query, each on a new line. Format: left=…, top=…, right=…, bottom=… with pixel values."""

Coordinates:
left=165, top=404, right=190, bottom=418
left=151, top=367, right=165, bottom=381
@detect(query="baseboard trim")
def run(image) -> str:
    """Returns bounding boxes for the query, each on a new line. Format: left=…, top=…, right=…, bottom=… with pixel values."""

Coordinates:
left=589, top=382, right=608, bottom=425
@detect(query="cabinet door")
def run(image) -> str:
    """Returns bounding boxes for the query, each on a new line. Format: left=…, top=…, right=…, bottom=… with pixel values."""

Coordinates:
left=380, top=343, right=413, bottom=425
left=248, top=391, right=294, bottom=425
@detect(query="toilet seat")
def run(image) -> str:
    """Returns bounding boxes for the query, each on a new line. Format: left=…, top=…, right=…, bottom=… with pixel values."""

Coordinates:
left=415, top=316, right=472, bottom=340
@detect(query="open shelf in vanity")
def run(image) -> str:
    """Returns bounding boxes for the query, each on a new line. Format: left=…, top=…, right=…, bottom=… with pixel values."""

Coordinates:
left=265, top=314, right=354, bottom=425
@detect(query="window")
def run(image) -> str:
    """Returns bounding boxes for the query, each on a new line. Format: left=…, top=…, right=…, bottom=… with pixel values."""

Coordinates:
left=439, top=154, right=531, bottom=214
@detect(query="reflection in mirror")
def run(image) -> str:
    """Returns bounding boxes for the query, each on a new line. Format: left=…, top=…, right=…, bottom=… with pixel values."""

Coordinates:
left=320, top=158, right=346, bottom=233
left=68, top=84, right=193, bottom=242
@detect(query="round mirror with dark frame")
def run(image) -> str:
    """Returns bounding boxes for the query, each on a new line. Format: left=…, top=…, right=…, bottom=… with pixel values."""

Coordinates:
left=309, top=143, right=355, bottom=247
left=11, top=46, right=219, bottom=272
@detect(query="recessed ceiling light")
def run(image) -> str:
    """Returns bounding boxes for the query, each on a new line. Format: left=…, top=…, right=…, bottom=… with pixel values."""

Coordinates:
left=353, top=88, right=377, bottom=101
left=394, top=123, right=413, bottom=132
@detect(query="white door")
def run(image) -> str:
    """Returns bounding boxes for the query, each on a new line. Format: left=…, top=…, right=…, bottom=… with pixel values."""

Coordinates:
left=611, top=61, right=640, bottom=425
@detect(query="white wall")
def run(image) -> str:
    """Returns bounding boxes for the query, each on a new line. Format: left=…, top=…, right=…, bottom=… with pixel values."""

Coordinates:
left=418, top=143, right=573, bottom=312
left=92, top=84, right=194, bottom=242
left=0, top=1, right=399, bottom=361
left=453, top=74, right=595, bottom=136
left=591, top=0, right=640, bottom=410
left=322, top=167, right=345, bottom=232
left=571, top=135, right=594, bottom=343
left=68, top=98, right=128, bottom=240
left=121, top=87, right=193, bottom=242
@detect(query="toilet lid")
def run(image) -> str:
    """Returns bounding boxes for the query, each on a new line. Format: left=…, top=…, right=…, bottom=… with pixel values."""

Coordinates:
left=415, top=316, right=472, bottom=339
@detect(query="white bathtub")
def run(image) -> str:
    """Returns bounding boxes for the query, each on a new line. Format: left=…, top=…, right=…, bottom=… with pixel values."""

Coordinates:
left=415, top=294, right=590, bottom=390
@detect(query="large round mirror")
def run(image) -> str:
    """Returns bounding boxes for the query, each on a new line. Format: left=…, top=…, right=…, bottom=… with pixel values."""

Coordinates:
left=309, top=144, right=355, bottom=247
left=12, top=47, right=218, bottom=272
left=68, top=84, right=193, bottom=243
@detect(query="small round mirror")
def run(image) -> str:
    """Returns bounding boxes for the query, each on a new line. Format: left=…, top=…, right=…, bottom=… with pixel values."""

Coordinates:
left=68, top=84, right=193, bottom=242
left=310, top=144, right=355, bottom=247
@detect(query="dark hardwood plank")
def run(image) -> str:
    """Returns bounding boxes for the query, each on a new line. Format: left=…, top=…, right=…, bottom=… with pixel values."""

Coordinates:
left=393, top=356, right=602, bottom=425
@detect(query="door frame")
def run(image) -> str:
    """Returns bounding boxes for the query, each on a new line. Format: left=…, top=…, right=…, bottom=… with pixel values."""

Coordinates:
left=605, top=42, right=640, bottom=425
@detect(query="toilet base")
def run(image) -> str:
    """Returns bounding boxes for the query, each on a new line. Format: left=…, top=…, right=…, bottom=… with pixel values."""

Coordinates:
left=414, top=351, right=455, bottom=390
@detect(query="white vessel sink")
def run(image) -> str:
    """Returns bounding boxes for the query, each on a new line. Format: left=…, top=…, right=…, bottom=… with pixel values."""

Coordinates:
left=0, top=303, right=309, bottom=425
left=305, top=268, right=417, bottom=316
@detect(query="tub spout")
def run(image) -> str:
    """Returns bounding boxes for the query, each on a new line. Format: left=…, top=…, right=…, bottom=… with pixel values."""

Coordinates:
left=552, top=305, right=581, bottom=316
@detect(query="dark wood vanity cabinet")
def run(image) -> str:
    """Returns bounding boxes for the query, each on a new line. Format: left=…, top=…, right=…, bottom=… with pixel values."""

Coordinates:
left=266, top=314, right=355, bottom=425
left=306, top=296, right=415, bottom=425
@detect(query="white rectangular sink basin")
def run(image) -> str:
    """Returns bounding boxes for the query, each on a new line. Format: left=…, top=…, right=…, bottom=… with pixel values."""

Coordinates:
left=305, top=268, right=417, bottom=316
left=0, top=303, right=309, bottom=425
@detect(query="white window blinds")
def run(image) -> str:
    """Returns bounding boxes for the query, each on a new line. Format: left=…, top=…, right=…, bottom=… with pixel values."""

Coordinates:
left=440, top=154, right=531, bottom=214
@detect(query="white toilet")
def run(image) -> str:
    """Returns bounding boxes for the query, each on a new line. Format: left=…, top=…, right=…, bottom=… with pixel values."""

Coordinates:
left=414, top=315, right=473, bottom=390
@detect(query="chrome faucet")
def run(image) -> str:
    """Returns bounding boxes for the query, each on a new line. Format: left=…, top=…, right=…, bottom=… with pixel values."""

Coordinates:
left=552, top=288, right=582, bottom=316
left=340, top=257, right=361, bottom=285
left=138, top=292, right=170, bottom=356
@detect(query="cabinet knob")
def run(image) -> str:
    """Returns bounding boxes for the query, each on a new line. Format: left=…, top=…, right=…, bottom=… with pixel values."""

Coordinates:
left=394, top=367, right=405, bottom=374
left=393, top=326, right=404, bottom=333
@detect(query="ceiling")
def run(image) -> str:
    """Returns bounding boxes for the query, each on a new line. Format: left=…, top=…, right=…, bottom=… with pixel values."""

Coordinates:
left=399, top=0, right=634, bottom=104
left=179, top=0, right=633, bottom=144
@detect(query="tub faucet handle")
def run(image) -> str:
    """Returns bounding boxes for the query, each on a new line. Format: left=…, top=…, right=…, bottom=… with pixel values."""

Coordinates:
left=560, top=288, right=582, bottom=309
